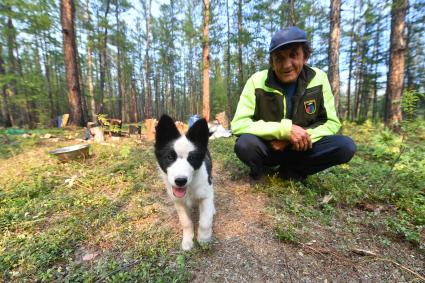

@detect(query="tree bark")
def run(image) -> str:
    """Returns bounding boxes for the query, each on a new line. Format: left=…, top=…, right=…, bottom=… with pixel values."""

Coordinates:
left=345, top=5, right=357, bottom=120
left=352, top=3, right=363, bottom=121
left=225, top=0, right=233, bottom=120
left=61, top=0, right=84, bottom=126
left=85, top=0, right=96, bottom=122
left=287, top=0, right=296, bottom=26
left=42, top=32, right=57, bottom=123
left=202, top=0, right=210, bottom=121
left=385, top=0, right=407, bottom=131
left=130, top=78, right=139, bottom=122
left=98, top=0, right=111, bottom=112
left=144, top=0, right=153, bottom=118
left=372, top=14, right=382, bottom=121
left=115, top=2, right=123, bottom=121
left=5, top=8, right=18, bottom=127
left=328, top=0, right=341, bottom=116
left=405, top=21, right=416, bottom=91
left=0, top=48, right=12, bottom=127
left=236, top=0, right=244, bottom=99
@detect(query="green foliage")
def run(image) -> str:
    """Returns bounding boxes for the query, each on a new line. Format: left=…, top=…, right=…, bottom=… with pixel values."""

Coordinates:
left=209, top=137, right=249, bottom=180
left=401, top=90, right=421, bottom=122
left=214, top=122, right=425, bottom=250
left=1, top=121, right=424, bottom=281
left=0, top=133, right=191, bottom=282
left=274, top=224, right=300, bottom=244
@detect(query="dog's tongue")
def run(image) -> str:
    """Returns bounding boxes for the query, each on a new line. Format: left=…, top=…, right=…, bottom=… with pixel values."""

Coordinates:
left=172, top=186, right=186, bottom=198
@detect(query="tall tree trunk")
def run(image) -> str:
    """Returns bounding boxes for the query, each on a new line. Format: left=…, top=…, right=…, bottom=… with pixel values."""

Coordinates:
left=405, top=21, right=416, bottom=91
left=202, top=0, right=210, bottom=121
left=345, top=5, right=357, bottom=120
left=188, top=41, right=195, bottom=115
left=356, top=36, right=368, bottom=120
left=98, top=0, right=111, bottom=112
left=115, top=2, right=123, bottom=121
left=78, top=58, right=89, bottom=124
left=154, top=69, right=160, bottom=118
left=139, top=68, right=145, bottom=119
left=130, top=77, right=139, bottom=122
left=328, top=0, right=341, bottom=116
left=61, top=0, right=83, bottom=126
left=352, top=4, right=363, bottom=121
left=144, top=0, right=153, bottom=118
left=236, top=0, right=244, bottom=98
left=106, top=64, right=115, bottom=117
left=372, top=14, right=382, bottom=121
left=385, top=0, right=408, bottom=131
left=0, top=48, right=12, bottom=127
left=42, top=33, right=57, bottom=123
left=225, top=0, right=233, bottom=120
left=86, top=0, right=96, bottom=122
left=287, top=0, right=296, bottom=26
left=16, top=45, right=34, bottom=127
left=170, top=0, right=176, bottom=119
left=53, top=55, right=62, bottom=115
left=5, top=8, right=18, bottom=127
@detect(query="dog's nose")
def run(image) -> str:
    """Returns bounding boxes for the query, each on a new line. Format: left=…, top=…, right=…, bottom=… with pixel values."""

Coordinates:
left=175, top=177, right=187, bottom=187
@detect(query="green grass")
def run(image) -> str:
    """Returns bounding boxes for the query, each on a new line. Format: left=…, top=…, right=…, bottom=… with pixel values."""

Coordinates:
left=1, top=121, right=424, bottom=281
left=0, top=130, right=191, bottom=282
left=211, top=120, right=425, bottom=248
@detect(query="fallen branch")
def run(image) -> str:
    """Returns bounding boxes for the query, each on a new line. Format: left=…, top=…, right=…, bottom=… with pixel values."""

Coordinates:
left=352, top=248, right=425, bottom=281
left=365, top=257, right=425, bottom=282
left=94, top=259, right=141, bottom=283
left=301, top=244, right=356, bottom=266
left=351, top=248, right=377, bottom=257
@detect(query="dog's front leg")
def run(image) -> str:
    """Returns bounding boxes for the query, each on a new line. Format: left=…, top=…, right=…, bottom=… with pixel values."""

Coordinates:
left=174, top=202, right=194, bottom=250
left=197, top=196, right=215, bottom=244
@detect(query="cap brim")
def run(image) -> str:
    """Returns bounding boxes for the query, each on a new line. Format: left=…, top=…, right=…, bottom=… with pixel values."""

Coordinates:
left=269, top=39, right=307, bottom=53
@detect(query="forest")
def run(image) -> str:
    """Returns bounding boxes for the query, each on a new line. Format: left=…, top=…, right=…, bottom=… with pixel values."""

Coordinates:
left=1, top=0, right=425, bottom=282
left=1, top=0, right=424, bottom=129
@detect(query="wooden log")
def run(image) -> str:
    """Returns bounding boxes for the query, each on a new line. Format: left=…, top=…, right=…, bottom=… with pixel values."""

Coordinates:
left=90, top=126, right=105, bottom=142
left=145, top=118, right=157, bottom=141
left=175, top=121, right=185, bottom=134
left=215, top=111, right=229, bottom=129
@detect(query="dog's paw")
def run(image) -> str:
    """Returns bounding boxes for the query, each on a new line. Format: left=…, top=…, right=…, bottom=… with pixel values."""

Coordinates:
left=181, top=239, right=194, bottom=251
left=197, top=234, right=212, bottom=244
left=197, top=226, right=212, bottom=244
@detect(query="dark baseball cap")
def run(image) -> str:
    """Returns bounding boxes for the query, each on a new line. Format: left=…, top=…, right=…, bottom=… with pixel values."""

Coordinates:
left=269, top=26, right=308, bottom=53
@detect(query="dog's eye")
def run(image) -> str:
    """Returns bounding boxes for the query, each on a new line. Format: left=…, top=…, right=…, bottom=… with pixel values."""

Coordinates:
left=187, top=152, right=201, bottom=164
left=167, top=152, right=176, bottom=161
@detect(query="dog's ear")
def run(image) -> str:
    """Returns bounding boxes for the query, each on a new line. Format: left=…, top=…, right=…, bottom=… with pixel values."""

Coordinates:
left=155, top=115, right=181, bottom=148
left=186, top=118, right=209, bottom=149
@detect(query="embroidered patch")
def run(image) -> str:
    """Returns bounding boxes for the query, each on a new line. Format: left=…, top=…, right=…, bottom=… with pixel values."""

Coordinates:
left=304, top=99, right=316, bottom=114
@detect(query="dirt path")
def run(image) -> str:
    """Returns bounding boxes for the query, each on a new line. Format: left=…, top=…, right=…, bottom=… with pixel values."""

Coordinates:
left=189, top=164, right=425, bottom=282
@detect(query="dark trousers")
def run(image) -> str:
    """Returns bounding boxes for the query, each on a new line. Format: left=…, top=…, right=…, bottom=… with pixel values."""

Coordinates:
left=234, top=134, right=356, bottom=178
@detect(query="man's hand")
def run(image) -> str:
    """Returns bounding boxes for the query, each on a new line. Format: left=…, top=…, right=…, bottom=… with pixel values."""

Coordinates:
left=290, top=125, right=312, bottom=151
left=270, top=140, right=289, bottom=151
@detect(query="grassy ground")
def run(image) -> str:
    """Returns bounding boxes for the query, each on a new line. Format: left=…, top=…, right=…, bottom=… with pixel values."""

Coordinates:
left=0, top=121, right=424, bottom=282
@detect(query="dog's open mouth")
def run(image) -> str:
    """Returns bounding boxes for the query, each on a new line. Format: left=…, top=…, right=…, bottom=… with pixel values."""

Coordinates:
left=172, top=186, right=187, bottom=198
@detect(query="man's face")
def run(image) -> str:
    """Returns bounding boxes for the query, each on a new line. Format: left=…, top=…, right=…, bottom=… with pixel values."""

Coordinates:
left=271, top=45, right=307, bottom=84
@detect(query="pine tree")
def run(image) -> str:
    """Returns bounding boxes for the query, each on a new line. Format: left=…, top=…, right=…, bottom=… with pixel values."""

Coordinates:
left=61, top=0, right=84, bottom=126
left=328, top=0, right=341, bottom=115
left=385, top=0, right=408, bottom=131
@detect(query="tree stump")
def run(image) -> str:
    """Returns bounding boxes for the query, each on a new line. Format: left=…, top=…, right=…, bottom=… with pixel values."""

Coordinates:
left=90, top=126, right=105, bottom=142
left=215, top=111, right=229, bottom=129
left=175, top=121, right=185, bottom=134
left=145, top=119, right=157, bottom=141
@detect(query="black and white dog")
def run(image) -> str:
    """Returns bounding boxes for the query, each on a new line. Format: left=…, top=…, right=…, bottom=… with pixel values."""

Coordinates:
left=154, top=115, right=215, bottom=250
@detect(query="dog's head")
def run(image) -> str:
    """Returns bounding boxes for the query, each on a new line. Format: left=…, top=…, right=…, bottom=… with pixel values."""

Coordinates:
left=154, top=114, right=209, bottom=198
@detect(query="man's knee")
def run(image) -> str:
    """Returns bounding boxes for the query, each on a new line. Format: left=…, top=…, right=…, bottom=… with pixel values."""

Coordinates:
left=234, top=134, right=262, bottom=156
left=333, top=136, right=356, bottom=163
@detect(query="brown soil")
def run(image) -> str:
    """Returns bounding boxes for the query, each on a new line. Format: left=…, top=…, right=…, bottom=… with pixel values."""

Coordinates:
left=186, top=163, right=425, bottom=282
